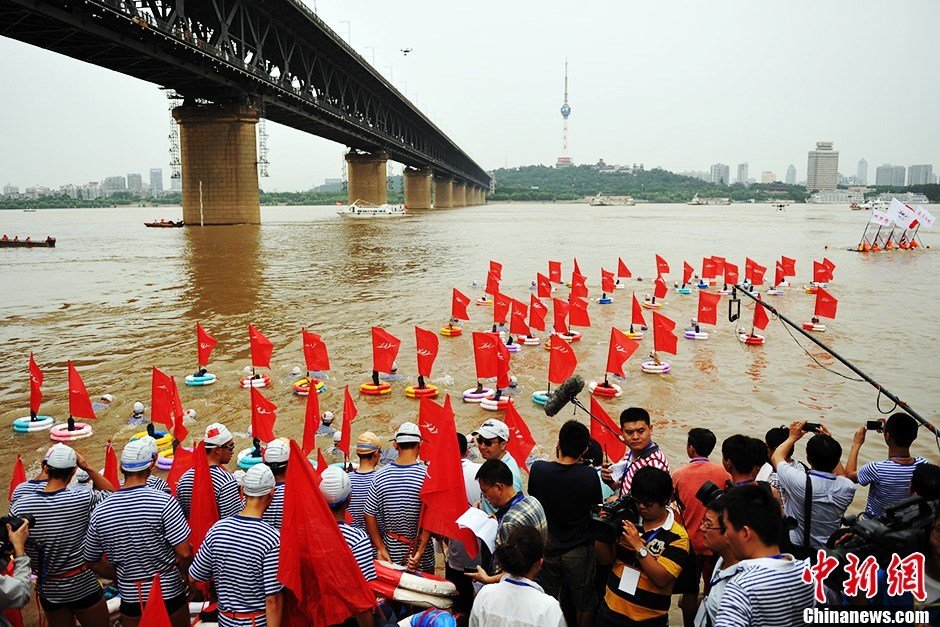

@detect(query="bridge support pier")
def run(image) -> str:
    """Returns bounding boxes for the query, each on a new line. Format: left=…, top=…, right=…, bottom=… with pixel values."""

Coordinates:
left=346, top=151, right=388, bottom=205
left=453, top=181, right=467, bottom=207
left=403, top=168, right=432, bottom=209
left=173, top=103, right=260, bottom=225
left=434, top=176, right=453, bottom=208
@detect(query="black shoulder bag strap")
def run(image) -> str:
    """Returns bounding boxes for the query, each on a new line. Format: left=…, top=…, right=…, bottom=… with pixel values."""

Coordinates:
left=801, top=465, right=813, bottom=553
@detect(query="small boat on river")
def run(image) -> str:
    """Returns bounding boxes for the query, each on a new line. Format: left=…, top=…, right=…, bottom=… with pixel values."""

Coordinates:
left=145, top=220, right=184, bottom=228
left=0, top=237, right=55, bottom=248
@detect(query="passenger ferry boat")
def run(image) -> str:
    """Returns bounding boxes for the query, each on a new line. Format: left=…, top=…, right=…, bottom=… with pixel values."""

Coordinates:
left=688, top=194, right=731, bottom=205
left=337, top=200, right=406, bottom=218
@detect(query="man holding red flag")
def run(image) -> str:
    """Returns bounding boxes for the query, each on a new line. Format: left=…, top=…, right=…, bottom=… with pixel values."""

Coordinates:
left=27, top=353, right=42, bottom=422
left=175, top=423, right=241, bottom=519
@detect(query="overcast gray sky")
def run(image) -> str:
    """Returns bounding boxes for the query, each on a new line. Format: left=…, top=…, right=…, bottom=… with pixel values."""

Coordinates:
left=1, top=0, right=937, bottom=191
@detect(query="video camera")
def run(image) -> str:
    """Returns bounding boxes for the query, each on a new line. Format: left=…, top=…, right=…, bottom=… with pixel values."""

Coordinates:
left=589, top=495, right=640, bottom=544
left=0, top=514, right=35, bottom=555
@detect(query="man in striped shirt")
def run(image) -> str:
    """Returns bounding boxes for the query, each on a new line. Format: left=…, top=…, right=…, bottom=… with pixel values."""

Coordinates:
left=11, top=444, right=115, bottom=626
left=83, top=440, right=193, bottom=626
left=176, top=423, right=242, bottom=519
left=10, top=446, right=53, bottom=504
left=601, top=408, right=670, bottom=496
left=714, top=484, right=813, bottom=627
left=347, top=431, right=381, bottom=530
left=190, top=464, right=283, bottom=627
left=319, top=467, right=377, bottom=581
left=138, top=435, right=172, bottom=494
left=261, top=439, right=289, bottom=529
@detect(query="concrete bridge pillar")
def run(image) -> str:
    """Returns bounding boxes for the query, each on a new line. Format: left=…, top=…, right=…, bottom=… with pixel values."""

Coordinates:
left=403, top=168, right=432, bottom=209
left=345, top=151, right=388, bottom=205
left=434, top=176, right=453, bottom=208
left=471, top=186, right=481, bottom=205
left=173, top=103, right=260, bottom=225
left=453, top=180, right=467, bottom=207
left=466, top=186, right=476, bottom=206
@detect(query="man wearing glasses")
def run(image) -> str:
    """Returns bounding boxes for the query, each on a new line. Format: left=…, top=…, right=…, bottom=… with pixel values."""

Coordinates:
left=176, top=423, right=242, bottom=519
left=472, top=419, right=523, bottom=515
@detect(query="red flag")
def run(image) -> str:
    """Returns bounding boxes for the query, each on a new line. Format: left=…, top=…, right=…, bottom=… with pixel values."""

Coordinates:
left=702, top=257, right=717, bottom=279
left=471, top=332, right=499, bottom=379
left=655, top=254, right=670, bottom=276
left=570, top=272, right=588, bottom=298
left=167, top=446, right=194, bottom=496
left=590, top=397, right=626, bottom=462
left=150, top=367, right=176, bottom=431
left=752, top=296, right=770, bottom=330
left=485, top=270, right=500, bottom=296
left=493, top=291, right=512, bottom=324
left=724, top=262, right=739, bottom=285
left=415, top=326, right=439, bottom=378
left=503, top=403, right=537, bottom=472
left=302, top=382, right=320, bottom=456
left=631, top=294, right=647, bottom=327
left=103, top=441, right=121, bottom=494
left=601, top=269, right=615, bottom=293
left=822, top=257, right=836, bottom=281
left=302, top=329, right=331, bottom=372
left=682, top=262, right=694, bottom=286
left=528, top=295, right=547, bottom=332
left=451, top=288, right=471, bottom=321
left=188, top=441, right=220, bottom=552
left=711, top=256, right=726, bottom=275
left=28, top=354, right=42, bottom=416
left=552, top=298, right=570, bottom=335
left=418, top=396, right=442, bottom=462
left=774, top=262, right=784, bottom=288
left=279, top=440, right=376, bottom=625
left=572, top=258, right=582, bottom=277
left=196, top=323, right=216, bottom=367
left=697, top=291, right=721, bottom=326
left=813, top=261, right=829, bottom=283
left=495, top=341, right=511, bottom=390
left=489, top=260, right=503, bottom=280
left=653, top=276, right=668, bottom=299
left=780, top=256, right=797, bottom=277
left=419, top=396, right=478, bottom=556
left=548, top=335, right=577, bottom=384
left=814, top=287, right=838, bottom=319
left=652, top=312, right=678, bottom=355
left=67, top=361, right=96, bottom=420
left=509, top=300, right=530, bottom=336
left=339, top=386, right=356, bottom=458
left=8, top=456, right=25, bottom=503
left=750, top=261, right=767, bottom=285
left=617, top=258, right=631, bottom=278
left=250, top=387, right=278, bottom=442
left=248, top=324, right=273, bottom=369
left=170, top=377, right=188, bottom=444
left=568, top=295, right=591, bottom=327
left=139, top=574, right=171, bottom=627
left=536, top=273, right=552, bottom=299
left=371, top=327, right=401, bottom=373
left=606, top=328, right=639, bottom=377
left=548, top=260, right=562, bottom=283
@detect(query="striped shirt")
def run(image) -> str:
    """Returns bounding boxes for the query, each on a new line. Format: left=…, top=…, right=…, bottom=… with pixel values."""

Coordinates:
left=262, top=483, right=284, bottom=530
left=11, top=488, right=109, bottom=604
left=364, top=462, right=434, bottom=571
left=348, top=469, right=377, bottom=530
left=10, top=479, right=47, bottom=504
left=714, top=555, right=814, bottom=627
left=615, top=443, right=670, bottom=497
left=176, top=464, right=242, bottom=519
left=857, top=457, right=927, bottom=517
left=189, top=516, right=282, bottom=626
left=496, top=494, right=548, bottom=546
left=83, top=485, right=191, bottom=603
left=147, top=475, right=171, bottom=495
left=339, top=522, right=377, bottom=581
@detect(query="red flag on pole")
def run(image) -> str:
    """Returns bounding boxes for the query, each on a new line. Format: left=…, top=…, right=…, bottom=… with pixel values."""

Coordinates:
left=167, top=446, right=193, bottom=496
left=485, top=271, right=500, bottom=296
left=8, top=456, right=25, bottom=503
left=302, top=381, right=320, bottom=456
left=493, top=291, right=512, bottom=324
left=248, top=324, right=273, bottom=369
left=103, top=440, right=121, bottom=491
left=548, top=335, right=577, bottom=384
left=495, top=340, right=511, bottom=390
left=302, top=329, right=331, bottom=372
left=814, top=287, right=838, bottom=319
left=655, top=254, right=670, bottom=276
left=471, top=332, right=499, bottom=379
left=250, top=387, right=278, bottom=442
left=750, top=261, right=767, bottom=285
left=570, top=272, right=588, bottom=298
left=548, top=260, right=562, bottom=283
left=489, top=260, right=503, bottom=280
left=196, top=323, right=216, bottom=367
left=697, top=291, right=721, bottom=326
left=418, top=395, right=442, bottom=462
left=28, top=353, right=43, bottom=416
left=509, top=300, right=530, bottom=336
left=822, top=258, right=836, bottom=281
left=151, top=367, right=176, bottom=431
left=451, top=288, right=471, bottom=321
left=279, top=440, right=377, bottom=625
left=711, top=256, right=726, bottom=275
left=170, top=376, right=188, bottom=444
left=682, top=262, right=694, bottom=286
left=536, top=273, right=552, bottom=298
left=67, top=361, right=96, bottom=420
left=572, top=258, right=582, bottom=277
left=601, top=269, right=615, bottom=293
left=503, top=403, right=537, bottom=472
left=702, top=257, right=717, bottom=279
left=589, top=397, right=626, bottom=462
left=339, top=386, right=356, bottom=458
left=415, top=326, right=439, bottom=378
left=528, top=295, right=547, bottom=332
left=138, top=574, right=171, bottom=627
left=653, top=276, right=668, bottom=299
left=552, top=298, right=570, bottom=335
left=780, top=256, right=796, bottom=277
left=568, top=295, right=591, bottom=327
left=188, top=441, right=220, bottom=553
left=631, top=293, right=647, bottom=328
left=652, top=312, right=678, bottom=355
left=752, top=296, right=770, bottom=330
left=813, top=261, right=829, bottom=283
left=774, top=262, right=784, bottom=288
left=315, top=449, right=328, bottom=478
left=371, top=327, right=401, bottom=373
left=724, top=262, right=739, bottom=285
left=606, top=328, right=639, bottom=377
left=617, top=258, right=631, bottom=278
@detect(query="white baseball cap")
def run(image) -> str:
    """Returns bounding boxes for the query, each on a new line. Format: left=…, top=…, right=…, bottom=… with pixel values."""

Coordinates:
left=321, top=411, right=335, bottom=425
left=264, top=439, right=290, bottom=464
left=242, top=464, right=276, bottom=497
left=138, top=435, right=159, bottom=457
left=291, top=366, right=302, bottom=376
left=205, top=423, right=233, bottom=447
left=47, top=443, right=77, bottom=469
left=100, top=394, right=114, bottom=403
left=319, top=466, right=351, bottom=506
left=473, top=419, right=509, bottom=442
left=122, top=440, right=154, bottom=472
left=393, top=422, right=422, bottom=444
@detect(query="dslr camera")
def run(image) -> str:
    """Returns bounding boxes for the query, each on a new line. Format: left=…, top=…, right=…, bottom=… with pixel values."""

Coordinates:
left=590, top=495, right=640, bottom=544
left=0, top=514, right=35, bottom=555
left=695, top=480, right=725, bottom=507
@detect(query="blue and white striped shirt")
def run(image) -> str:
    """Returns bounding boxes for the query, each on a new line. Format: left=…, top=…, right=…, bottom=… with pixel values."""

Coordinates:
left=10, top=479, right=47, bottom=504
left=338, top=522, right=376, bottom=581
left=11, top=488, right=109, bottom=603
left=189, top=516, right=282, bottom=627
left=176, top=465, right=242, bottom=519
left=364, top=462, right=433, bottom=570
left=714, top=555, right=814, bottom=627
left=347, top=470, right=376, bottom=530
left=83, top=485, right=191, bottom=603
left=857, top=457, right=927, bottom=517
left=261, top=483, right=284, bottom=530
left=147, top=475, right=171, bottom=495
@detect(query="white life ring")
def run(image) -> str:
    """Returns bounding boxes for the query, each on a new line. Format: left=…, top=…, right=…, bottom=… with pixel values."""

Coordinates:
left=239, top=373, right=271, bottom=388
left=375, top=560, right=457, bottom=597
left=624, top=330, right=644, bottom=340
left=480, top=396, right=514, bottom=411
left=684, top=330, right=709, bottom=340
left=518, top=335, right=540, bottom=346
left=615, top=283, right=626, bottom=290
left=50, top=422, right=93, bottom=441
left=505, top=342, right=521, bottom=353
left=555, top=331, right=582, bottom=342
left=12, top=415, right=54, bottom=432
left=766, top=289, right=783, bottom=296
left=589, top=381, right=622, bottom=397
left=640, top=361, right=670, bottom=374
left=462, top=388, right=494, bottom=403
left=184, top=373, right=217, bottom=386
left=801, top=322, right=826, bottom=332
left=738, top=333, right=765, bottom=345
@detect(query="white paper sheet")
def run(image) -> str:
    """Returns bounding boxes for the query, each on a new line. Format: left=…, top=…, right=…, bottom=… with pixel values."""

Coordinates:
left=456, top=507, right=498, bottom=553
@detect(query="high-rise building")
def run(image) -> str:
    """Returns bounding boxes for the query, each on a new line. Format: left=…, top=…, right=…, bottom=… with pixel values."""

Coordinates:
left=857, top=159, right=868, bottom=185
left=908, top=164, right=933, bottom=186
left=150, top=168, right=164, bottom=196
left=710, top=163, right=730, bottom=185
left=127, top=173, right=143, bottom=192
left=761, top=171, right=776, bottom=184
left=806, top=141, right=839, bottom=191
left=2, top=184, right=19, bottom=197
left=555, top=61, right=573, bottom=168
left=736, top=163, right=749, bottom=186
left=785, top=165, right=796, bottom=185
left=875, top=164, right=905, bottom=186
left=101, top=175, right=127, bottom=196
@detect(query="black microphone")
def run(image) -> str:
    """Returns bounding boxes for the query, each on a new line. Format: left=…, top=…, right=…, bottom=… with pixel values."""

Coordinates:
left=544, top=375, right=585, bottom=417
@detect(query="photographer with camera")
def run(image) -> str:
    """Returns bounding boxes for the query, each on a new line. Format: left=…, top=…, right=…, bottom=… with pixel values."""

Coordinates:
left=846, top=412, right=927, bottom=518
left=601, top=409, right=670, bottom=498
left=0, top=513, right=31, bottom=625
left=595, top=467, right=689, bottom=627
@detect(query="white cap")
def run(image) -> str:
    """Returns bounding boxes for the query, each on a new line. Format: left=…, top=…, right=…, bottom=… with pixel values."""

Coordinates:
left=393, top=422, right=422, bottom=444
left=46, top=443, right=77, bottom=469
left=319, top=467, right=351, bottom=506
left=242, top=464, right=276, bottom=497
left=205, top=423, right=233, bottom=447
left=691, top=317, right=698, bottom=324
left=321, top=411, right=335, bottom=425
left=264, top=439, right=290, bottom=464
left=101, top=394, right=114, bottom=403
left=291, top=366, right=302, bottom=376
left=332, top=431, right=342, bottom=444
left=133, top=401, right=145, bottom=414
left=138, top=435, right=159, bottom=457
left=122, top=440, right=154, bottom=472
left=184, top=409, right=196, bottom=421
left=243, top=366, right=252, bottom=374
left=75, top=469, right=90, bottom=483
left=473, top=419, right=509, bottom=441
left=232, top=469, right=246, bottom=487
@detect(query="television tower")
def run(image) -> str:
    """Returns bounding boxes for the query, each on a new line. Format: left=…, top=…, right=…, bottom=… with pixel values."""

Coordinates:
left=556, top=60, right=572, bottom=168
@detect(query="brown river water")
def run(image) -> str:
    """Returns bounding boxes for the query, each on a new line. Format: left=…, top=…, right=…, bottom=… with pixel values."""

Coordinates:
left=1, top=203, right=938, bottom=502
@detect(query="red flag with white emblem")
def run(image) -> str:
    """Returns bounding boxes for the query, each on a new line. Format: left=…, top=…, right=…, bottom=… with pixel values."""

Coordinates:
left=302, top=329, right=331, bottom=372
left=67, top=361, right=96, bottom=420
left=601, top=269, right=615, bottom=293
left=822, top=258, right=836, bottom=281
left=813, top=261, right=829, bottom=283
left=724, top=261, right=739, bottom=285
left=528, top=295, right=547, bottom=332
left=814, top=287, right=838, bottom=319
left=489, top=260, right=503, bottom=280
left=568, top=295, right=591, bottom=327
left=28, top=353, right=43, bottom=416
left=780, top=256, right=797, bottom=277
left=452, top=288, right=471, bottom=321
left=510, top=300, right=530, bottom=336
left=752, top=296, right=770, bottom=330
left=471, top=332, right=499, bottom=379
left=655, top=254, right=670, bottom=276
left=702, top=257, right=717, bottom=279
left=371, top=327, right=401, bottom=373
left=536, top=273, right=552, bottom=299
left=493, top=291, right=512, bottom=324
left=652, top=312, right=678, bottom=355
left=196, top=323, right=216, bottom=367
left=548, top=335, right=577, bottom=384
left=418, top=395, right=442, bottom=462
left=570, top=272, right=588, bottom=298
left=653, top=276, right=668, bottom=299
left=552, top=298, right=570, bottom=335
left=682, top=262, right=694, bottom=286
left=495, top=340, right=511, bottom=390
left=503, top=403, right=536, bottom=472
left=415, top=326, right=439, bottom=378
left=631, top=293, right=647, bottom=327
left=250, top=387, right=277, bottom=442
left=697, top=291, right=721, bottom=326
left=248, top=324, right=273, bottom=369
left=590, top=397, right=626, bottom=462
left=485, top=270, right=500, bottom=296
left=606, top=328, right=639, bottom=377
left=548, top=260, right=562, bottom=283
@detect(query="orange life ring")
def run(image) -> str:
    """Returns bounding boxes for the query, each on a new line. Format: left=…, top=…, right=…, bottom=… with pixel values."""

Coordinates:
left=440, top=326, right=462, bottom=337
left=360, top=382, right=392, bottom=396
left=405, top=384, right=439, bottom=399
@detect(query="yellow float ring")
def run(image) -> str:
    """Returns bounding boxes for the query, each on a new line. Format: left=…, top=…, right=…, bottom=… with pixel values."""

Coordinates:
left=440, top=326, right=463, bottom=337
left=360, top=382, right=393, bottom=396
left=405, top=384, right=439, bottom=399
left=132, top=430, right=173, bottom=450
